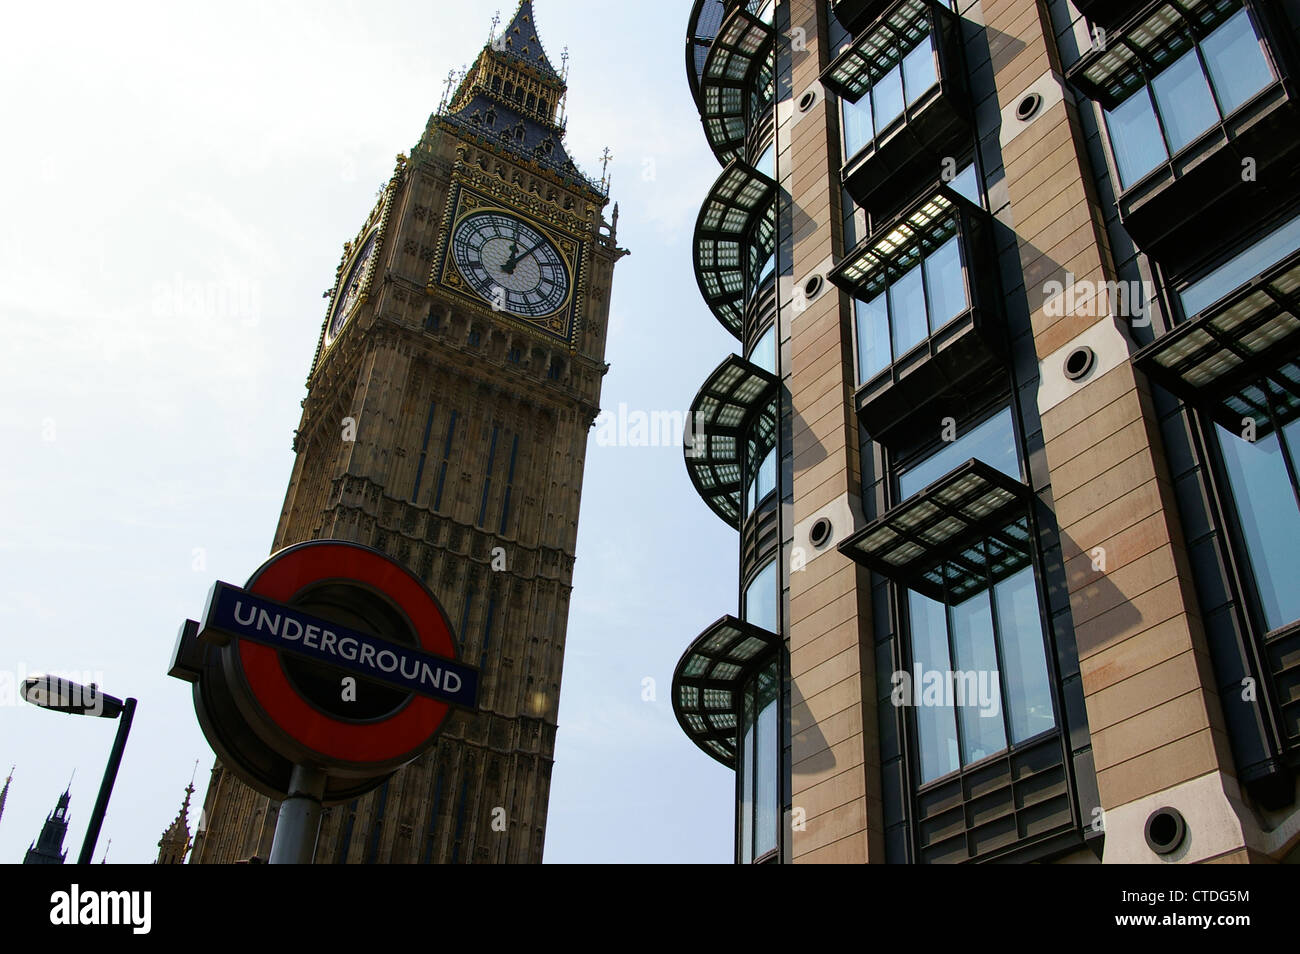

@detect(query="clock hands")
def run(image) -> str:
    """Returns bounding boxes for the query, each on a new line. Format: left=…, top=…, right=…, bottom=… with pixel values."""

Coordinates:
left=502, top=237, right=548, bottom=275
left=502, top=222, right=522, bottom=274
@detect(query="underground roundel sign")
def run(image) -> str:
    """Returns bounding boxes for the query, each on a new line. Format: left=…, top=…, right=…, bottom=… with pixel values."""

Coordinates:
left=170, top=541, right=477, bottom=804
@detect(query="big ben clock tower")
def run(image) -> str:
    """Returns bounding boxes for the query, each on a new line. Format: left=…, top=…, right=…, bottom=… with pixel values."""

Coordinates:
left=191, top=1, right=626, bottom=864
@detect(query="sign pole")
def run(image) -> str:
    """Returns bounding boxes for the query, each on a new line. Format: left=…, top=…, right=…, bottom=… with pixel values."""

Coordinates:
left=268, top=764, right=327, bottom=864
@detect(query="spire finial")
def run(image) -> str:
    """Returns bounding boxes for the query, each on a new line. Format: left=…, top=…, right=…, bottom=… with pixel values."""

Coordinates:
left=488, top=8, right=501, bottom=44
left=561, top=45, right=570, bottom=83
left=599, top=147, right=614, bottom=194
left=438, top=68, right=458, bottom=113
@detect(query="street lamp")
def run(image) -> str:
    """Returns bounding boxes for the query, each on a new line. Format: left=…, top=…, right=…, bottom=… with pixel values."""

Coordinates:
left=20, top=675, right=137, bottom=865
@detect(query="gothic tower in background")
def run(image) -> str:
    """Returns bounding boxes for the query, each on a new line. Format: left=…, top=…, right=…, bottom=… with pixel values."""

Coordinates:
left=23, top=786, right=70, bottom=864
left=192, top=0, right=626, bottom=863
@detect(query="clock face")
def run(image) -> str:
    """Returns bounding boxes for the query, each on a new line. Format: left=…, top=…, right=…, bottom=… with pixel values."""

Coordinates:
left=326, top=231, right=378, bottom=345
left=451, top=212, right=570, bottom=319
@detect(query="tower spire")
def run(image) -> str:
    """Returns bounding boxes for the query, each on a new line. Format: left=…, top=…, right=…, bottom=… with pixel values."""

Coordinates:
left=493, top=1, right=561, bottom=80
left=156, top=775, right=197, bottom=865
left=600, top=147, right=614, bottom=194
left=23, top=786, right=71, bottom=864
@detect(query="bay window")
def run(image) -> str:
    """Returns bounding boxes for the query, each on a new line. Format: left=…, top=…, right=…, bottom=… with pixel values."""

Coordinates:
left=1099, top=6, right=1274, bottom=190
left=841, top=31, right=938, bottom=162
left=854, top=223, right=967, bottom=382
left=891, top=407, right=1055, bottom=786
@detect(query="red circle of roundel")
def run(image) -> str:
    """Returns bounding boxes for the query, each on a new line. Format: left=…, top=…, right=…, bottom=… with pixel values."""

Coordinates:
left=237, top=543, right=455, bottom=765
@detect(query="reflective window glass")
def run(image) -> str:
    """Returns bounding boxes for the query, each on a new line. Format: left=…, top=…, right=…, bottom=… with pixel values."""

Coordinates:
left=924, top=235, right=966, bottom=331
left=745, top=559, right=779, bottom=633
left=1105, top=92, right=1165, bottom=189
left=842, top=95, right=873, bottom=160
left=908, top=591, right=960, bottom=784
left=754, top=664, right=778, bottom=857
left=1217, top=423, right=1300, bottom=631
left=1202, top=8, right=1272, bottom=115
left=851, top=220, right=970, bottom=382
left=1180, top=214, right=1300, bottom=317
left=756, top=447, right=777, bottom=503
left=756, top=141, right=777, bottom=180
left=1103, top=7, right=1273, bottom=191
left=993, top=567, right=1056, bottom=743
left=740, top=687, right=754, bottom=860
left=948, top=162, right=982, bottom=206
left=889, top=265, right=927, bottom=357
left=872, top=65, right=905, bottom=132
left=750, top=324, right=776, bottom=373
left=899, top=406, right=1019, bottom=499
left=1151, top=48, right=1218, bottom=153
left=949, top=589, right=1006, bottom=765
left=901, top=33, right=938, bottom=100
left=907, top=562, right=1055, bottom=786
left=855, top=295, right=891, bottom=382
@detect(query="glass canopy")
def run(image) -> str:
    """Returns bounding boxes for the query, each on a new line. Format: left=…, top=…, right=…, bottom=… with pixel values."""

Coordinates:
left=1135, top=248, right=1300, bottom=436
left=696, top=3, right=775, bottom=165
left=695, top=160, right=777, bottom=338
left=838, top=459, right=1033, bottom=603
left=673, top=615, right=782, bottom=766
left=831, top=189, right=962, bottom=297
left=685, top=354, right=780, bottom=527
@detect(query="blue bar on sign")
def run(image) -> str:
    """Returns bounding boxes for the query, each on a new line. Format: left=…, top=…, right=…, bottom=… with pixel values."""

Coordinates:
left=199, top=582, right=478, bottom=709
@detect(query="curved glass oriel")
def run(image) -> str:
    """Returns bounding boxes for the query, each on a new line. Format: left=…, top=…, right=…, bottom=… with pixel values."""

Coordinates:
left=749, top=48, right=776, bottom=130
left=736, top=656, right=779, bottom=862
left=753, top=662, right=779, bottom=858
left=749, top=323, right=777, bottom=374
left=742, top=398, right=779, bottom=522
left=745, top=559, right=779, bottom=634
left=695, top=162, right=776, bottom=338
left=740, top=686, right=754, bottom=860
left=745, top=445, right=777, bottom=516
left=755, top=140, right=777, bottom=181
left=746, top=203, right=778, bottom=301
left=697, top=3, right=776, bottom=165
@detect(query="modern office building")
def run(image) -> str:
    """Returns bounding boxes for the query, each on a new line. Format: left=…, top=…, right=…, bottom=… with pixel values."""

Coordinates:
left=674, top=0, right=1300, bottom=862
left=191, top=1, right=625, bottom=863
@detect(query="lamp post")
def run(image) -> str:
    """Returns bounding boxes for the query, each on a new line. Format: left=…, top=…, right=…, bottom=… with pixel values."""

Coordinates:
left=20, top=675, right=137, bottom=865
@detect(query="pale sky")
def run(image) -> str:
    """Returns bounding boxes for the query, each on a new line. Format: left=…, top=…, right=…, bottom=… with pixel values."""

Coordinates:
left=0, top=0, right=741, bottom=863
